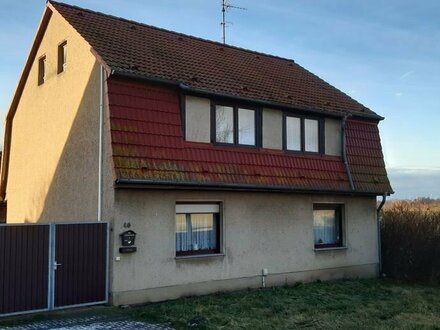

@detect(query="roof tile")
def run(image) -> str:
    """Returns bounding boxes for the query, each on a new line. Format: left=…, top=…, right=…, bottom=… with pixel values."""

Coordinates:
left=50, top=1, right=379, bottom=118
left=107, top=78, right=392, bottom=193
left=47, top=1, right=392, bottom=194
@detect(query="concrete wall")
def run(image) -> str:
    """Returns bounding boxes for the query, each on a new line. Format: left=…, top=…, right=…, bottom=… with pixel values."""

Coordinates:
left=111, top=190, right=378, bottom=304
left=262, top=108, right=283, bottom=150
left=185, top=96, right=211, bottom=143
left=325, top=118, right=342, bottom=156
left=6, top=12, right=101, bottom=222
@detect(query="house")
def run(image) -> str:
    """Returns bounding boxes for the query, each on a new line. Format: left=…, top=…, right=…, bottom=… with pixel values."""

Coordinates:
left=0, top=1, right=392, bottom=305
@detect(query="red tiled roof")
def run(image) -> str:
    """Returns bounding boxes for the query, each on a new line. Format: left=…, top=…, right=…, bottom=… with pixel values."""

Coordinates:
left=346, top=120, right=392, bottom=194
left=48, top=1, right=392, bottom=194
left=50, top=1, right=380, bottom=118
left=108, top=78, right=392, bottom=194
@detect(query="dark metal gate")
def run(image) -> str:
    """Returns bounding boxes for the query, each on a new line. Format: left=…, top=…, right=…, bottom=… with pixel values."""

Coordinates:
left=54, top=223, right=107, bottom=308
left=0, top=222, right=108, bottom=317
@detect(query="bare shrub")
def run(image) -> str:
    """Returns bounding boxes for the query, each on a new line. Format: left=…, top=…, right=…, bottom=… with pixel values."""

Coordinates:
left=381, top=200, right=440, bottom=282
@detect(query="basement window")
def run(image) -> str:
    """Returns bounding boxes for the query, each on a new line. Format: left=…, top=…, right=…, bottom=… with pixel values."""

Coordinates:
left=313, top=204, right=344, bottom=249
left=58, top=41, right=67, bottom=73
left=38, top=55, right=46, bottom=85
left=175, top=203, right=221, bottom=257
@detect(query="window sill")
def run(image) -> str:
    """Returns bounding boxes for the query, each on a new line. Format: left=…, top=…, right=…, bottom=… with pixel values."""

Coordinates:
left=175, top=253, right=225, bottom=260
left=314, top=246, right=347, bottom=252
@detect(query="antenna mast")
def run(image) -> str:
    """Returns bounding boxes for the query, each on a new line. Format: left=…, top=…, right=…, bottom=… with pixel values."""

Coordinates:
left=221, top=0, right=246, bottom=44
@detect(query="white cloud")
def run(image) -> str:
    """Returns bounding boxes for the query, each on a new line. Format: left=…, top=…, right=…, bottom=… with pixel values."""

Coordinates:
left=399, top=70, right=415, bottom=80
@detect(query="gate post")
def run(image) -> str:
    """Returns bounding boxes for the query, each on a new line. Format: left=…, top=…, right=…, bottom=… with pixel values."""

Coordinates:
left=47, top=224, right=56, bottom=310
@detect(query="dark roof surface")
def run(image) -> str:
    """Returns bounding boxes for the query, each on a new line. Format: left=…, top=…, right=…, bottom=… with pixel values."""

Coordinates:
left=108, top=78, right=392, bottom=195
left=50, top=1, right=380, bottom=118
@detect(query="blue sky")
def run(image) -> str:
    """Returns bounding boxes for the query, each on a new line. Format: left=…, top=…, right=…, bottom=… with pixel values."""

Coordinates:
left=1, top=0, right=439, bottom=199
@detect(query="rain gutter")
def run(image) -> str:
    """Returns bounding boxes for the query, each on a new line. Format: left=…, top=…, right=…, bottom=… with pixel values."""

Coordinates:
left=97, top=65, right=104, bottom=222
left=376, top=194, right=387, bottom=275
left=114, top=178, right=383, bottom=197
left=342, top=114, right=355, bottom=191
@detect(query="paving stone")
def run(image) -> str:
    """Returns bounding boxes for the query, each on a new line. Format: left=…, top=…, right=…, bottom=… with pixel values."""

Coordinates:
left=0, top=315, right=173, bottom=330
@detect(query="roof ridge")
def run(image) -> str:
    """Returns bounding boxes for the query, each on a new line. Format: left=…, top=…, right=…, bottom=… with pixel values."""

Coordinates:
left=48, top=0, right=296, bottom=64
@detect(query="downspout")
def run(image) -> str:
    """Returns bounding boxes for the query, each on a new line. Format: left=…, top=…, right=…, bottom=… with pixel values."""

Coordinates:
left=342, top=114, right=355, bottom=191
left=376, top=194, right=387, bottom=275
left=97, top=65, right=104, bottom=222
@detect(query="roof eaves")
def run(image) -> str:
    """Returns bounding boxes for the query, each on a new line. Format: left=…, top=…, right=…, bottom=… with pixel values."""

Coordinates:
left=114, top=178, right=389, bottom=196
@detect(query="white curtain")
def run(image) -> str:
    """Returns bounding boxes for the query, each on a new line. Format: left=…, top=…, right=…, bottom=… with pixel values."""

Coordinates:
left=304, top=119, right=319, bottom=152
left=313, top=209, right=339, bottom=245
left=176, top=213, right=217, bottom=252
left=286, top=117, right=301, bottom=150
left=238, top=108, right=255, bottom=145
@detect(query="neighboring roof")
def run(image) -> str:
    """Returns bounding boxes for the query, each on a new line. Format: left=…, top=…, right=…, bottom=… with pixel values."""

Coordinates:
left=109, top=77, right=392, bottom=195
left=49, top=1, right=381, bottom=120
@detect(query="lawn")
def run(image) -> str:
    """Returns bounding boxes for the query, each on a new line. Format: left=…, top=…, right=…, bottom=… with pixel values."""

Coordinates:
left=1, top=279, right=439, bottom=329
left=130, top=279, right=440, bottom=330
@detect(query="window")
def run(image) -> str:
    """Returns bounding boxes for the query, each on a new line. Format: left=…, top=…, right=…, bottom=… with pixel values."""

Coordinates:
left=238, top=108, right=255, bottom=145
left=286, top=116, right=301, bottom=151
left=284, top=115, right=322, bottom=153
left=304, top=119, right=319, bottom=152
left=38, top=55, right=46, bottom=85
left=313, top=204, right=343, bottom=249
left=215, top=105, right=234, bottom=143
left=58, top=41, right=67, bottom=73
left=213, top=103, right=258, bottom=146
left=175, top=203, right=221, bottom=256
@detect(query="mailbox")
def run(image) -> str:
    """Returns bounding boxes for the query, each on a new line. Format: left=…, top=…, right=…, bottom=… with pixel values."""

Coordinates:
left=119, top=230, right=137, bottom=253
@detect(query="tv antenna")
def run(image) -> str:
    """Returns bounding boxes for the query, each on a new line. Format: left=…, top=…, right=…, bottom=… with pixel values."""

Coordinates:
left=221, top=0, right=247, bottom=44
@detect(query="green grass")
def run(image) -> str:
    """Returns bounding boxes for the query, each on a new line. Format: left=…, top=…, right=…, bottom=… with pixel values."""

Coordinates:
left=130, top=279, right=440, bottom=330
left=1, top=279, right=439, bottom=329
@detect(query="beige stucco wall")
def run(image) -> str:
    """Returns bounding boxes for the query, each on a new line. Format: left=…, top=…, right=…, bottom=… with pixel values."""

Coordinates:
left=111, top=190, right=378, bottom=304
left=6, top=12, right=101, bottom=222
left=184, top=98, right=341, bottom=156
left=262, top=108, right=283, bottom=150
left=185, top=96, right=211, bottom=143
left=325, top=118, right=342, bottom=156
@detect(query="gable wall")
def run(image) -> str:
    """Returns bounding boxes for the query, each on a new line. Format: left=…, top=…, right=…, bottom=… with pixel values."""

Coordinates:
left=6, top=11, right=101, bottom=222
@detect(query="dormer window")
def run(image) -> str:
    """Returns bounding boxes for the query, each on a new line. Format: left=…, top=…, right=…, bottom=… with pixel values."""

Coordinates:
left=38, top=55, right=46, bottom=85
left=215, top=105, right=234, bottom=143
left=213, top=103, right=259, bottom=146
left=286, top=116, right=301, bottom=150
left=304, top=118, right=319, bottom=152
left=238, top=108, right=255, bottom=145
left=284, top=115, right=323, bottom=153
left=58, top=41, right=67, bottom=73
